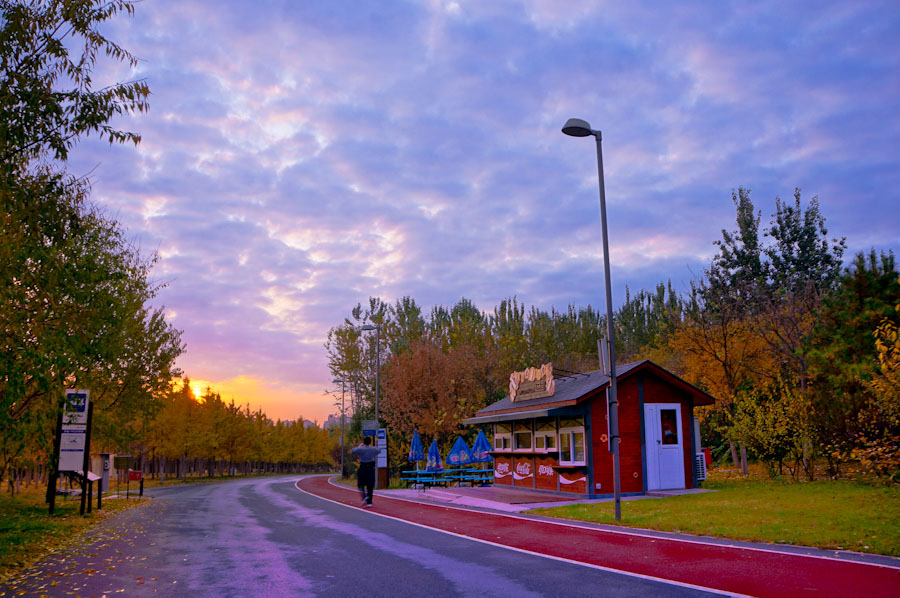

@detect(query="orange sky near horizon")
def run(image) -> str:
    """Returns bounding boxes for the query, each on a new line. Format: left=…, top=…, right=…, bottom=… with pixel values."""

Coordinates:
left=181, top=375, right=337, bottom=425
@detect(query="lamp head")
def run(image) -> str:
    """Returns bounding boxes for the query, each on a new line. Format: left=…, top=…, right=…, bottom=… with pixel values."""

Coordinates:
left=359, top=324, right=377, bottom=331
left=333, top=379, right=344, bottom=384
left=562, top=118, right=594, bottom=137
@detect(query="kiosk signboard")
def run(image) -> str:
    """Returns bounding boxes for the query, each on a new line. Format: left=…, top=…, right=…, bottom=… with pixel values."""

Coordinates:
left=509, top=363, right=555, bottom=402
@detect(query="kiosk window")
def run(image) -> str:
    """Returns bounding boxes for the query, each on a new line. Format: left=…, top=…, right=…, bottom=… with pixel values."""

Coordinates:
left=494, top=423, right=511, bottom=450
left=514, top=422, right=532, bottom=451
left=559, top=422, right=586, bottom=466
left=535, top=420, right=556, bottom=452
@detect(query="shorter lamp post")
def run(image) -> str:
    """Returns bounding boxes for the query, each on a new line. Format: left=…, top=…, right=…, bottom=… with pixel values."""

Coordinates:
left=358, top=323, right=381, bottom=488
left=333, top=378, right=346, bottom=478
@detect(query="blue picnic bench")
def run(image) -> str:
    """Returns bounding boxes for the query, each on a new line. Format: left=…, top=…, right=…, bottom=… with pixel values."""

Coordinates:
left=400, top=470, right=446, bottom=488
left=401, top=467, right=493, bottom=488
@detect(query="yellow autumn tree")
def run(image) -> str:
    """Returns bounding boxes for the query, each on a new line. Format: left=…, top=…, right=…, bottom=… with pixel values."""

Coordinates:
left=855, top=289, right=900, bottom=478
left=731, top=380, right=814, bottom=479
left=667, top=306, right=776, bottom=471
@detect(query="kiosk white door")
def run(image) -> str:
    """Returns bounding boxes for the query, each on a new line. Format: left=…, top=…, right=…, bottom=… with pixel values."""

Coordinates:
left=644, top=403, right=685, bottom=490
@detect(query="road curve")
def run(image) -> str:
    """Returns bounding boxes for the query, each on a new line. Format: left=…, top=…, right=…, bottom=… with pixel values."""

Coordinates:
left=298, top=475, right=900, bottom=598
left=4, top=476, right=730, bottom=597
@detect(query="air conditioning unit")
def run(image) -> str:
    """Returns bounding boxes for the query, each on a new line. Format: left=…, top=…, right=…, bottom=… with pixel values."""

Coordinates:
left=694, top=452, right=707, bottom=482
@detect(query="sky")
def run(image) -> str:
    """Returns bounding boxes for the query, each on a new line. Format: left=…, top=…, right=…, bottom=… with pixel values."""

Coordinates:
left=68, top=0, right=900, bottom=424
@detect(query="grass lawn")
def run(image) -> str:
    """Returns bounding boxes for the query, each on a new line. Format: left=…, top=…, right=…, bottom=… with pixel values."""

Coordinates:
left=529, top=471, right=900, bottom=557
left=0, top=486, right=147, bottom=584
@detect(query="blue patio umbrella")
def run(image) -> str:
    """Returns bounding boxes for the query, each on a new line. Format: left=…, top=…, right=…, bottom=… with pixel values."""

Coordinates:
left=409, top=430, right=425, bottom=475
left=425, top=439, right=444, bottom=473
left=446, top=436, right=473, bottom=467
left=408, top=429, right=425, bottom=462
left=470, top=429, right=494, bottom=463
left=470, top=429, right=494, bottom=486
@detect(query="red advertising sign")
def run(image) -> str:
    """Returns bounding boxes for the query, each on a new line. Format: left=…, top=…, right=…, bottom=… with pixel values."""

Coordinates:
left=128, top=469, right=143, bottom=482
left=535, top=456, right=557, bottom=491
left=513, top=457, right=533, bottom=488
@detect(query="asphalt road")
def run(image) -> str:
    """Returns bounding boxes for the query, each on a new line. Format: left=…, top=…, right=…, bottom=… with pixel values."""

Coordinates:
left=3, top=476, right=727, bottom=597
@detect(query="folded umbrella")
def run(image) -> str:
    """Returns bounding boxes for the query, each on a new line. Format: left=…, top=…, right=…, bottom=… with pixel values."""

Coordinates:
left=425, top=439, right=444, bottom=473
left=408, top=429, right=425, bottom=462
left=471, top=429, right=494, bottom=463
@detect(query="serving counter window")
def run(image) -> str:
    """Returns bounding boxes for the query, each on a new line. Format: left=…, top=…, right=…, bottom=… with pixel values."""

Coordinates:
left=493, top=423, right=511, bottom=450
left=535, top=420, right=556, bottom=452
left=514, top=422, right=533, bottom=451
left=559, top=418, right=586, bottom=465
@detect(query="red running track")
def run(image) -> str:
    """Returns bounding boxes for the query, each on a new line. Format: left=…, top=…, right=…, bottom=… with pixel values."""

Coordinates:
left=297, top=476, right=900, bottom=598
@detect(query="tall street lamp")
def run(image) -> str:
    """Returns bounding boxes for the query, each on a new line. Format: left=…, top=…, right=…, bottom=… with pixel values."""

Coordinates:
left=333, top=378, right=346, bottom=478
left=562, top=117, right=622, bottom=521
left=359, top=323, right=381, bottom=488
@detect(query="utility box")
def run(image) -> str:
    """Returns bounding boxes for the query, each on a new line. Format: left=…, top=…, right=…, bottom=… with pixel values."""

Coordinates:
left=100, top=453, right=111, bottom=492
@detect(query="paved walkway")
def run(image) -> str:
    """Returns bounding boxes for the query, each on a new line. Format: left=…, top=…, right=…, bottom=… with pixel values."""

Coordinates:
left=378, top=483, right=711, bottom=512
left=298, top=476, right=900, bottom=597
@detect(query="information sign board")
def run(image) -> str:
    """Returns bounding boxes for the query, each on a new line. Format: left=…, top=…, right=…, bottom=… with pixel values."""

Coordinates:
left=63, top=390, right=89, bottom=425
left=376, top=428, right=387, bottom=468
left=114, top=455, right=134, bottom=470
left=58, top=390, right=89, bottom=471
left=59, top=427, right=87, bottom=471
left=361, top=419, right=377, bottom=432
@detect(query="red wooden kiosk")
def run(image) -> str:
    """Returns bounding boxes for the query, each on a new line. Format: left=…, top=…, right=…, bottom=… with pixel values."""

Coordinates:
left=463, top=360, right=715, bottom=498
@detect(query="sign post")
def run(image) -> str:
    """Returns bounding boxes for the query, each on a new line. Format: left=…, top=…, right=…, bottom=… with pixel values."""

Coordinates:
left=129, top=469, right=143, bottom=491
left=79, top=402, right=94, bottom=516
left=48, top=390, right=91, bottom=515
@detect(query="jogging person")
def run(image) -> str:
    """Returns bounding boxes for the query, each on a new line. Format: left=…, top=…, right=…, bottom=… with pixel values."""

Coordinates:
left=351, top=436, right=380, bottom=507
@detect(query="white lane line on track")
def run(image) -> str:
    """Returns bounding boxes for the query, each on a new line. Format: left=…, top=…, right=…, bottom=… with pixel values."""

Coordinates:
left=295, top=476, right=750, bottom=598
left=329, top=478, right=900, bottom=572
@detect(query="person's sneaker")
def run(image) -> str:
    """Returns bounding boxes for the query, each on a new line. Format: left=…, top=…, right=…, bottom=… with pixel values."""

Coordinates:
left=360, top=499, right=367, bottom=507
left=365, top=503, right=373, bottom=508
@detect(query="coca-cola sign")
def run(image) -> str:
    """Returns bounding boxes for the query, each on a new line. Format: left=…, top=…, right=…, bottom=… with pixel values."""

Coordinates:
left=513, top=460, right=533, bottom=480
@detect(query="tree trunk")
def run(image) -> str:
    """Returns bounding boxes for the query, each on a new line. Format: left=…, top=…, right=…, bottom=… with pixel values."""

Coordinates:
left=729, top=440, right=740, bottom=468
left=739, top=443, right=749, bottom=475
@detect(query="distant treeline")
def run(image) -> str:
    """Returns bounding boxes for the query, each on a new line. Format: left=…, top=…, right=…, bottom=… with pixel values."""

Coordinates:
left=3, top=380, right=338, bottom=492
left=145, top=381, right=335, bottom=481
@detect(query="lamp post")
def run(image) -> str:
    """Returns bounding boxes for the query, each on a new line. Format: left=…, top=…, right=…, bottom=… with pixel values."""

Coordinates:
left=333, top=378, right=346, bottom=478
left=562, top=117, right=622, bottom=521
left=359, top=323, right=381, bottom=488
